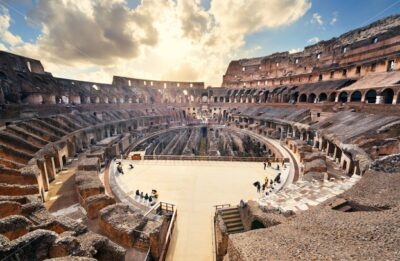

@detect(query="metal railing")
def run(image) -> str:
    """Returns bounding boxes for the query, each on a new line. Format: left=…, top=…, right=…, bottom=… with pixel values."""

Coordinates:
left=159, top=203, right=177, bottom=261
left=144, top=155, right=283, bottom=162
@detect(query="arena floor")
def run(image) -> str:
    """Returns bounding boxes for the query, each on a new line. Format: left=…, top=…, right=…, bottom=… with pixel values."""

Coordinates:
left=116, top=160, right=281, bottom=261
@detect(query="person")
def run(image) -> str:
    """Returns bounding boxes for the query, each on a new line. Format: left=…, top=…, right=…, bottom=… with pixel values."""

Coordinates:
left=117, top=165, right=124, bottom=175
left=239, top=200, right=246, bottom=208
left=264, top=177, right=269, bottom=185
left=144, top=193, right=149, bottom=201
left=253, top=181, right=261, bottom=193
left=274, top=173, right=281, bottom=184
left=140, top=192, right=144, bottom=199
left=267, top=160, right=271, bottom=167
left=152, top=189, right=158, bottom=199
left=262, top=183, right=266, bottom=192
left=129, top=164, right=134, bottom=169
left=263, top=161, right=266, bottom=170
left=135, top=190, right=140, bottom=197
left=277, top=165, right=280, bottom=171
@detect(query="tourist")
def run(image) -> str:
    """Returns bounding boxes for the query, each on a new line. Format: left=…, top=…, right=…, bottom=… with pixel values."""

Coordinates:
left=140, top=192, right=144, bottom=199
left=262, top=183, right=266, bottom=192
left=117, top=165, right=124, bottom=175
left=277, top=165, right=280, bottom=170
left=274, top=173, right=281, bottom=184
left=264, top=177, right=269, bottom=185
left=263, top=161, right=266, bottom=170
left=253, top=181, right=261, bottom=193
left=144, top=193, right=149, bottom=201
left=129, top=164, right=134, bottom=169
left=135, top=190, right=140, bottom=198
left=152, top=189, right=159, bottom=198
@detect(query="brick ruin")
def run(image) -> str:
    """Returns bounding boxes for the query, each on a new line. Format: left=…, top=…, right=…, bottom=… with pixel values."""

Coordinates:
left=0, top=14, right=399, bottom=261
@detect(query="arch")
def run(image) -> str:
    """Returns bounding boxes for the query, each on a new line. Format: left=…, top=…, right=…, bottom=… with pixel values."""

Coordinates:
left=350, top=91, right=362, bottom=102
left=290, top=92, right=299, bottom=103
left=299, top=93, right=307, bottom=102
left=338, top=91, right=348, bottom=103
left=397, top=91, right=400, bottom=104
left=365, top=89, right=377, bottom=104
left=251, top=220, right=266, bottom=230
left=381, top=88, right=394, bottom=104
left=319, top=92, right=327, bottom=102
left=263, top=91, right=269, bottom=102
left=307, top=93, right=316, bottom=103
left=0, top=71, right=7, bottom=80
left=329, top=92, right=336, bottom=102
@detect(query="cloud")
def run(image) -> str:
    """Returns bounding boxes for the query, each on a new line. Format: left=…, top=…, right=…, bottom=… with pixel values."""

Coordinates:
left=330, top=12, right=338, bottom=25
left=8, top=0, right=311, bottom=86
left=289, top=48, right=303, bottom=54
left=308, top=37, right=320, bottom=44
left=311, top=12, right=323, bottom=26
left=0, top=6, right=23, bottom=47
left=17, top=0, right=164, bottom=64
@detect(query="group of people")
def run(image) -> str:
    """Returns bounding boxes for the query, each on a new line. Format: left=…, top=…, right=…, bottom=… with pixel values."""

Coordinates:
left=263, top=160, right=286, bottom=171
left=135, top=189, right=159, bottom=206
left=253, top=172, right=282, bottom=196
left=116, top=161, right=135, bottom=175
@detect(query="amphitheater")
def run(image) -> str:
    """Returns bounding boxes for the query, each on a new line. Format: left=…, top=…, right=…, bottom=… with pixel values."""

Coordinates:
left=0, top=14, right=400, bottom=261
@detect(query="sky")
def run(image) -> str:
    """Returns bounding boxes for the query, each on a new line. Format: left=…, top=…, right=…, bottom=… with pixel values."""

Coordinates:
left=0, top=0, right=399, bottom=86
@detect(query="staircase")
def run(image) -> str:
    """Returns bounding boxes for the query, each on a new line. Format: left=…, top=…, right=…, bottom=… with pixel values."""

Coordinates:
left=219, top=207, right=244, bottom=234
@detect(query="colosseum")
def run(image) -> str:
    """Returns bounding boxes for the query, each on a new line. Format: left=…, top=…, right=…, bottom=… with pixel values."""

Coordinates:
left=0, top=7, right=399, bottom=261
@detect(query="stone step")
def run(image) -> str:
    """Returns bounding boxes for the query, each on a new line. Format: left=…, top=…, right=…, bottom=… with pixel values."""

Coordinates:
left=227, top=226, right=244, bottom=234
left=226, top=220, right=243, bottom=228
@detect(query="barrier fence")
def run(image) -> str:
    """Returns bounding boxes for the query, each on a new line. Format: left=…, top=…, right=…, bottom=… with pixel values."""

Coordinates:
left=144, top=155, right=285, bottom=162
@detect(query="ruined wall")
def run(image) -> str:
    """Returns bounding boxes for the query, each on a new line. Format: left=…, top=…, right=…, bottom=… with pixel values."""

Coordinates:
left=222, top=15, right=400, bottom=88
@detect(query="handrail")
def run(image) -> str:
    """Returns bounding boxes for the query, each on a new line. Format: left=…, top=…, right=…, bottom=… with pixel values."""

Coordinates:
left=213, top=203, right=231, bottom=211
left=159, top=206, right=177, bottom=261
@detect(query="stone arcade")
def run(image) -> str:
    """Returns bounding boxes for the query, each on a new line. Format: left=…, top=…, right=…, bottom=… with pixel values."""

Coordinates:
left=0, top=15, right=399, bottom=261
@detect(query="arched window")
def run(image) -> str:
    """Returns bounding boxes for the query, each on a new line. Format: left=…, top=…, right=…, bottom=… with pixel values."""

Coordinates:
left=319, top=93, right=327, bottom=101
left=299, top=94, right=307, bottom=102
left=338, top=92, right=348, bottom=103
left=0, top=71, right=7, bottom=80
left=365, top=89, right=377, bottom=104
left=350, top=91, right=362, bottom=102
left=308, top=93, right=316, bottom=103
left=381, top=88, right=394, bottom=104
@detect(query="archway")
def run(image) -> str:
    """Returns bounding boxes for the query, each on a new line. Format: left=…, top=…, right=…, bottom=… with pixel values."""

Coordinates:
left=299, top=94, right=307, bottom=102
left=0, top=71, right=7, bottom=80
left=308, top=93, right=316, bottom=103
left=291, top=92, right=299, bottom=103
left=319, top=92, right=327, bottom=102
left=251, top=220, right=266, bottom=230
left=329, top=92, right=336, bottom=102
left=338, top=92, right=348, bottom=103
left=350, top=91, right=362, bottom=102
left=381, top=88, right=394, bottom=104
left=365, top=89, right=377, bottom=104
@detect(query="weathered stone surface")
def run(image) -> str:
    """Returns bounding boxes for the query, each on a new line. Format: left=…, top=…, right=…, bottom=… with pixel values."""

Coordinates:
left=303, top=158, right=327, bottom=174
left=85, top=194, right=116, bottom=219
